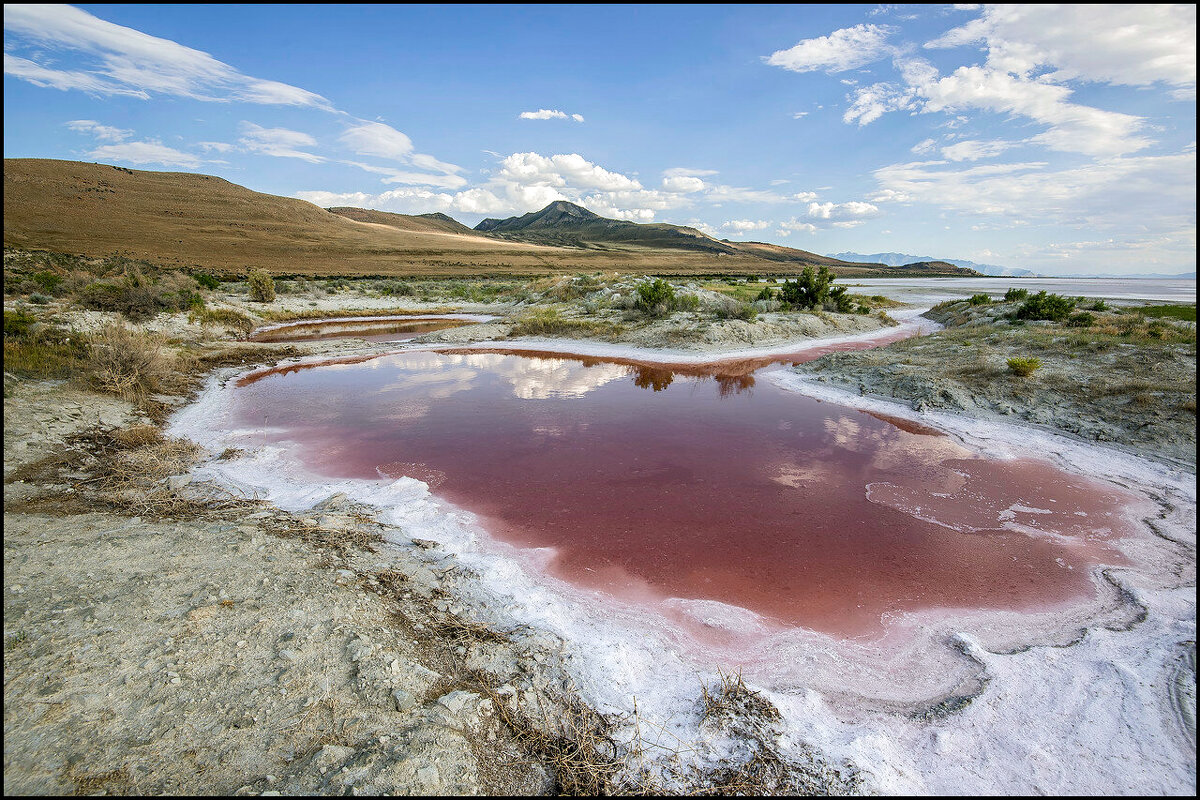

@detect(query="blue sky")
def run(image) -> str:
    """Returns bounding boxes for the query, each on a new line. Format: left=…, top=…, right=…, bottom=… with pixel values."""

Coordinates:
left=3, top=4, right=1195, bottom=275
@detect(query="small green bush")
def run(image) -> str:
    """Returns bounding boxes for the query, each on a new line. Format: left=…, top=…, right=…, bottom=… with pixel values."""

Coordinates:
left=673, top=293, right=701, bottom=312
left=247, top=270, right=276, bottom=303
left=635, top=278, right=675, bottom=316
left=755, top=286, right=776, bottom=302
left=193, top=272, right=221, bottom=290
left=967, top=293, right=992, bottom=306
left=4, top=309, right=37, bottom=338
left=1066, top=312, right=1095, bottom=327
left=1015, top=291, right=1075, bottom=322
left=1090, top=299, right=1109, bottom=312
left=1007, top=356, right=1042, bottom=377
left=1004, top=287, right=1029, bottom=302
left=32, top=270, right=64, bottom=295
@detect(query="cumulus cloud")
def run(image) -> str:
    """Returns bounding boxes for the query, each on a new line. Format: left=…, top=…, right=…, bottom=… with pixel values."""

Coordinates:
left=661, top=175, right=707, bottom=193
left=3, top=4, right=335, bottom=110
left=497, top=152, right=642, bottom=192
left=238, top=123, right=324, bottom=162
left=926, top=4, right=1196, bottom=90
left=765, top=24, right=896, bottom=73
left=519, top=109, right=585, bottom=122
left=722, top=219, right=770, bottom=232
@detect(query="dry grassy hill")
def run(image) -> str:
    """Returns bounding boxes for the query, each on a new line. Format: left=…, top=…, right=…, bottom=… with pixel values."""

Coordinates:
left=4, top=159, right=970, bottom=278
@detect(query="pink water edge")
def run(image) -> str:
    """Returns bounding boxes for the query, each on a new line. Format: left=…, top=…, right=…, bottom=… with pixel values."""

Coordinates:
left=231, top=347, right=1141, bottom=640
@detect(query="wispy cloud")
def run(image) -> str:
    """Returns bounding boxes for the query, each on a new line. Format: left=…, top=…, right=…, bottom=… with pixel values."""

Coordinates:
left=66, top=119, right=132, bottom=142
left=86, top=141, right=204, bottom=168
left=238, top=123, right=325, bottom=162
left=3, top=4, right=336, bottom=110
left=519, top=109, right=585, bottom=122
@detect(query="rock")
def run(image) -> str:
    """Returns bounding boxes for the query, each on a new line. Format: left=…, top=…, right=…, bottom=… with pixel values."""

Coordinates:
left=310, top=744, right=356, bottom=774
left=391, top=687, right=417, bottom=712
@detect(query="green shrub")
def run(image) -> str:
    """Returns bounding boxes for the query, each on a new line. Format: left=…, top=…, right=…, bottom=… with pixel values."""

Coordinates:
left=967, top=293, right=992, bottom=306
left=674, top=293, right=701, bottom=312
left=31, top=270, right=64, bottom=295
left=1090, top=299, right=1109, bottom=312
left=1015, top=291, right=1075, bottom=322
left=755, top=286, right=776, bottom=302
left=28, top=292, right=51, bottom=305
left=4, top=309, right=37, bottom=338
left=1066, top=312, right=1095, bottom=328
left=779, top=266, right=832, bottom=309
left=377, top=279, right=413, bottom=297
left=247, top=270, right=276, bottom=303
left=193, top=272, right=221, bottom=290
left=1007, top=356, right=1042, bottom=377
left=79, top=279, right=160, bottom=321
left=635, top=278, right=675, bottom=315
left=1004, top=287, right=1029, bottom=302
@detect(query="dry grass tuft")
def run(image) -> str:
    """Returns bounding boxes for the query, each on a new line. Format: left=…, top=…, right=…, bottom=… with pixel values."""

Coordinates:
left=259, top=516, right=383, bottom=556
left=88, top=323, right=171, bottom=401
left=480, top=676, right=632, bottom=795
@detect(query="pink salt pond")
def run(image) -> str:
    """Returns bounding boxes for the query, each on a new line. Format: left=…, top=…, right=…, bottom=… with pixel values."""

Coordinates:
left=231, top=348, right=1142, bottom=639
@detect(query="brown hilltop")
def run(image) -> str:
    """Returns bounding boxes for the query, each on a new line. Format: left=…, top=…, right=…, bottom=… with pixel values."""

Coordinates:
left=4, top=159, right=975, bottom=277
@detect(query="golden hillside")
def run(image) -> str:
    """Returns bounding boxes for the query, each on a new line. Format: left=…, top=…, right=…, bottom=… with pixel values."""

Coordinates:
left=3, top=159, right=945, bottom=277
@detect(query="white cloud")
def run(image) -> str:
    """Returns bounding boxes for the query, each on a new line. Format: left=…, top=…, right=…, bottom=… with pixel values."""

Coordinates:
left=792, top=111, right=809, bottom=119
left=497, top=152, right=642, bottom=192
left=911, top=138, right=937, bottom=154
left=519, top=109, right=585, bottom=122
left=661, top=175, right=707, bottom=193
left=805, top=200, right=880, bottom=221
left=238, top=123, right=324, bottom=162
left=765, top=24, right=897, bottom=73
left=926, top=4, right=1196, bottom=90
left=197, top=141, right=234, bottom=153
left=843, top=82, right=916, bottom=126
left=66, top=119, right=131, bottom=142
left=339, top=121, right=413, bottom=161
left=872, top=152, right=1196, bottom=233
left=722, top=219, right=770, bottom=232
left=663, top=167, right=719, bottom=178
left=87, top=140, right=203, bottom=168
left=341, top=160, right=467, bottom=189
left=940, top=139, right=1015, bottom=162
left=3, top=4, right=335, bottom=110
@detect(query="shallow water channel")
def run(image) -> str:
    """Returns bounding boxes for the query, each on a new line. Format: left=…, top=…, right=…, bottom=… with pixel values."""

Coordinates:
left=228, top=340, right=1142, bottom=641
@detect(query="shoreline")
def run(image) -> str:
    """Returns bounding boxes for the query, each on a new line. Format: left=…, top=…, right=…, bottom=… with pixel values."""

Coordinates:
left=6, top=298, right=1196, bottom=795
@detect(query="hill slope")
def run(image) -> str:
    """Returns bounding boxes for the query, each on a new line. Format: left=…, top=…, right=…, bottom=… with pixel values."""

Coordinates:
left=4, top=159, right=976, bottom=277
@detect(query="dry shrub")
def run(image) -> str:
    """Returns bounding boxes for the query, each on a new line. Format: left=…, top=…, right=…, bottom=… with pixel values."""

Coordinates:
left=247, top=269, right=276, bottom=303
left=88, top=323, right=171, bottom=400
left=481, top=677, right=630, bottom=795
left=691, top=668, right=863, bottom=796
left=260, top=516, right=382, bottom=556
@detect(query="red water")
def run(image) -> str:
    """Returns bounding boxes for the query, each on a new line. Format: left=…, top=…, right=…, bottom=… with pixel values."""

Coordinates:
left=229, top=348, right=1139, bottom=638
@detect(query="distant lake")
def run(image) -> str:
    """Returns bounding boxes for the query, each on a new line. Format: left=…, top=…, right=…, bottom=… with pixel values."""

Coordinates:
left=842, top=277, right=1196, bottom=305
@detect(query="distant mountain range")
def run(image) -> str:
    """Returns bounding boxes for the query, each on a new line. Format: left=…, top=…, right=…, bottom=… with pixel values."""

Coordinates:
left=830, top=252, right=1037, bottom=277
left=473, top=201, right=977, bottom=274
